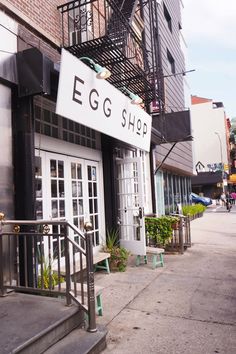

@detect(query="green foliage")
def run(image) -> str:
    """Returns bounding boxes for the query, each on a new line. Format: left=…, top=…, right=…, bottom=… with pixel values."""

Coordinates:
left=109, top=246, right=130, bottom=272
left=104, top=228, right=130, bottom=272
left=37, top=257, right=64, bottom=289
left=145, top=215, right=179, bottom=246
left=182, top=204, right=206, bottom=216
left=106, top=228, right=119, bottom=249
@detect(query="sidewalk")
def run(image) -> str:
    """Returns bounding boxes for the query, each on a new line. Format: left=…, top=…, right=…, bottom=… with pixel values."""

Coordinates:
left=95, top=209, right=236, bottom=354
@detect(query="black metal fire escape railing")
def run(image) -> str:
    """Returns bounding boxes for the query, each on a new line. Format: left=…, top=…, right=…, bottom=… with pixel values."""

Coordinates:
left=57, top=0, right=159, bottom=105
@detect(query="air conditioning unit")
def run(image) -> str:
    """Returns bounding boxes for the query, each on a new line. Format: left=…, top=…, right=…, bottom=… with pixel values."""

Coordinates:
left=69, top=31, right=81, bottom=46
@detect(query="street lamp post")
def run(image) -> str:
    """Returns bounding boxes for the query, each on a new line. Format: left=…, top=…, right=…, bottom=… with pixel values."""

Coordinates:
left=215, top=132, right=224, bottom=192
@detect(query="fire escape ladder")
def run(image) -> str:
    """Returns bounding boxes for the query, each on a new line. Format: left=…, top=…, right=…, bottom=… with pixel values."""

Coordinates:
left=140, top=0, right=165, bottom=114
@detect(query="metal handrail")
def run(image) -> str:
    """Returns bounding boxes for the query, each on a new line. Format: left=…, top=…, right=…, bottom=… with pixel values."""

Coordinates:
left=0, top=214, right=96, bottom=332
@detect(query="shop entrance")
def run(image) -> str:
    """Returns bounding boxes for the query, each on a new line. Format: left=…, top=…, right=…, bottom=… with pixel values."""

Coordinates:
left=116, top=157, right=146, bottom=256
left=35, top=151, right=102, bottom=259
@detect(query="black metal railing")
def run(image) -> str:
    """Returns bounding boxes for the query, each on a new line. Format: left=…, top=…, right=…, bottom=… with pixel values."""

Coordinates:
left=0, top=214, right=97, bottom=332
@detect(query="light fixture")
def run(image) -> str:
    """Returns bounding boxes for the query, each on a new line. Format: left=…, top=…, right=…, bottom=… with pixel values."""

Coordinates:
left=121, top=87, right=143, bottom=105
left=79, top=57, right=111, bottom=79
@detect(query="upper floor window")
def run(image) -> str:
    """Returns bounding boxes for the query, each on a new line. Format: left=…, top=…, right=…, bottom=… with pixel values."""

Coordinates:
left=167, top=49, right=175, bottom=74
left=163, top=3, right=172, bottom=32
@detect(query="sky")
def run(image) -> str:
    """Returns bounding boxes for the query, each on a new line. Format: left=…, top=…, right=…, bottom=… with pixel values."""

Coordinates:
left=182, top=0, right=236, bottom=119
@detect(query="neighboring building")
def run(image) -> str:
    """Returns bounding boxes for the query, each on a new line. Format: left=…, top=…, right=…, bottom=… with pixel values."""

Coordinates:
left=143, top=0, right=193, bottom=215
left=0, top=0, right=192, bottom=283
left=190, top=95, right=230, bottom=198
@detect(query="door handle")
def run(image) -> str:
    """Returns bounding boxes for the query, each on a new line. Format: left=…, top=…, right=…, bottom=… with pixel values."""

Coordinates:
left=138, top=207, right=143, bottom=219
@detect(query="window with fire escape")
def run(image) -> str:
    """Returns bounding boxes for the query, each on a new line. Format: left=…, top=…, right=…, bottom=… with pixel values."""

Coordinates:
left=68, top=2, right=94, bottom=46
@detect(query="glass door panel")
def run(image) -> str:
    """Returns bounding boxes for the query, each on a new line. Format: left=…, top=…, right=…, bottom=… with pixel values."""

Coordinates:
left=116, top=157, right=146, bottom=255
left=86, top=163, right=100, bottom=247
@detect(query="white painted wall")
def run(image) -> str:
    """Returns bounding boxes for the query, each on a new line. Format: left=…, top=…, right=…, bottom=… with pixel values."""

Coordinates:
left=191, top=100, right=228, bottom=170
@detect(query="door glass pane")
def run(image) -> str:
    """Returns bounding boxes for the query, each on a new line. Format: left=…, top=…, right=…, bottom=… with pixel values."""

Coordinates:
left=94, top=199, right=98, bottom=213
left=50, top=160, right=57, bottom=177
left=89, top=199, right=93, bottom=213
left=59, top=181, right=64, bottom=197
left=93, top=182, right=97, bottom=197
left=79, top=200, right=84, bottom=214
left=92, top=167, right=96, bottom=181
left=71, top=162, right=85, bottom=251
left=73, top=200, right=78, bottom=215
left=71, top=163, right=76, bottom=179
left=60, top=200, right=65, bottom=217
left=36, top=200, right=43, bottom=219
left=36, top=179, right=42, bottom=198
left=87, top=166, right=91, bottom=180
left=49, top=158, right=65, bottom=259
left=52, top=200, right=58, bottom=218
left=88, top=182, right=92, bottom=197
left=51, top=180, right=57, bottom=197
left=35, top=156, right=43, bottom=221
left=72, top=181, right=77, bottom=197
left=87, top=164, right=99, bottom=246
left=78, top=182, right=83, bottom=197
left=58, top=160, right=64, bottom=178
left=77, top=164, right=82, bottom=179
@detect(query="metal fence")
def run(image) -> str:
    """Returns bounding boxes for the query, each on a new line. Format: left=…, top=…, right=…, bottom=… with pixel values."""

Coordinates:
left=0, top=214, right=97, bottom=332
left=167, top=215, right=191, bottom=254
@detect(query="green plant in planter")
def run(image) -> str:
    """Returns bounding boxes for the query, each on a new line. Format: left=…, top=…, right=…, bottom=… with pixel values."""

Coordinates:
left=145, top=216, right=176, bottom=247
left=104, top=228, right=130, bottom=272
left=182, top=204, right=206, bottom=217
left=109, top=246, right=130, bottom=272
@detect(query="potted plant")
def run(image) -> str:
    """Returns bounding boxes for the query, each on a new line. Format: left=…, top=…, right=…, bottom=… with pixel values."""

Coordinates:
left=104, top=228, right=130, bottom=272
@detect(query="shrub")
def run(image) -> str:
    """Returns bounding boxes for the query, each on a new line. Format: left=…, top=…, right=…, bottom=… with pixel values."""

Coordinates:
left=145, top=215, right=178, bottom=246
left=182, top=204, right=206, bottom=216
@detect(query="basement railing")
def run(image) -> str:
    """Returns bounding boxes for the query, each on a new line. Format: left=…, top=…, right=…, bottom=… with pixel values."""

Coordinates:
left=0, top=213, right=97, bottom=332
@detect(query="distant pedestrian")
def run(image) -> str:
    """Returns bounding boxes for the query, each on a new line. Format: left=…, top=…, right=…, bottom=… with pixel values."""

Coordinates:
left=220, top=192, right=226, bottom=205
left=230, top=192, right=236, bottom=205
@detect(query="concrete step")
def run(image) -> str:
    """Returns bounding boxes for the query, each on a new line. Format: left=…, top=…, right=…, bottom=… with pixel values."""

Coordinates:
left=0, top=292, right=85, bottom=354
left=44, top=325, right=107, bottom=354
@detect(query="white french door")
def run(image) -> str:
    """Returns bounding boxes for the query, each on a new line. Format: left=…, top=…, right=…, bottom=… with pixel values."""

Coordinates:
left=70, top=158, right=100, bottom=248
left=116, top=157, right=146, bottom=256
left=35, top=151, right=102, bottom=259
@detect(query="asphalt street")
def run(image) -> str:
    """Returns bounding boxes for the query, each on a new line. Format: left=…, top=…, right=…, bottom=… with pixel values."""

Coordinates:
left=95, top=204, right=236, bottom=354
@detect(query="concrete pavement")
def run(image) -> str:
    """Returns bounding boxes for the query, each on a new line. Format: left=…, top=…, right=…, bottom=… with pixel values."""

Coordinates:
left=95, top=206, right=236, bottom=354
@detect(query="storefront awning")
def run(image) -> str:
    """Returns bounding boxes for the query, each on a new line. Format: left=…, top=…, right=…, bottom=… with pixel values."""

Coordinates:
left=191, top=171, right=222, bottom=185
left=151, top=110, right=193, bottom=144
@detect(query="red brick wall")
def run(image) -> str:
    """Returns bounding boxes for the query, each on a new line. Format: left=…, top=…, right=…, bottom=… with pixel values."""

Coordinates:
left=2, top=0, right=65, bottom=45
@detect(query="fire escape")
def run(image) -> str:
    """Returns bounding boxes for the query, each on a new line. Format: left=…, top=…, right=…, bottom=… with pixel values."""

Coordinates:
left=57, top=0, right=165, bottom=111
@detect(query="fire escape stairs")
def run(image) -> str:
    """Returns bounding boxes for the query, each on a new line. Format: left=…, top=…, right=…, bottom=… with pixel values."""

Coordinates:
left=58, top=0, right=155, bottom=105
left=116, top=0, right=140, bottom=23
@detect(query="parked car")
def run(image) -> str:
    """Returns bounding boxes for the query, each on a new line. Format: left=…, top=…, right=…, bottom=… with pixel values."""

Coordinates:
left=190, top=192, right=212, bottom=206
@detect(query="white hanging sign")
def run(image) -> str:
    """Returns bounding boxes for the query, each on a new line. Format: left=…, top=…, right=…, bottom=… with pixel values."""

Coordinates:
left=56, top=49, right=152, bottom=151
